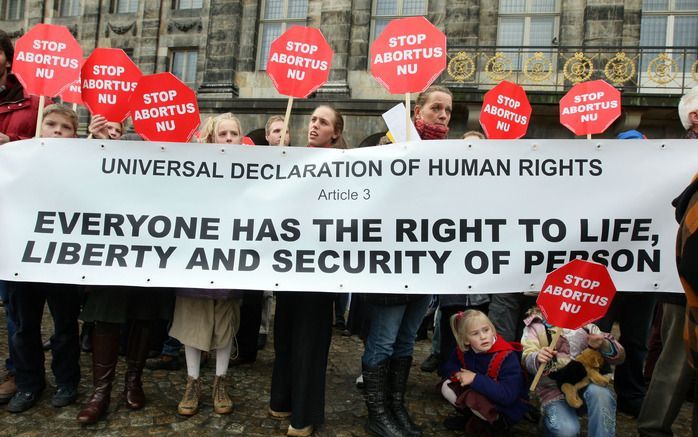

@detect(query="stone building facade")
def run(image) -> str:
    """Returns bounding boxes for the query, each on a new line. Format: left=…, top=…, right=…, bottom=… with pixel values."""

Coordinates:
left=2, top=0, right=696, bottom=144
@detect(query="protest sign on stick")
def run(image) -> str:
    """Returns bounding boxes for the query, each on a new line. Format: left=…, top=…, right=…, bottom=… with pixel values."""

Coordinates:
left=560, top=80, right=621, bottom=139
left=82, top=48, right=142, bottom=122
left=480, top=81, right=531, bottom=140
left=370, top=17, right=446, bottom=141
left=128, top=72, right=200, bottom=143
left=11, top=24, right=83, bottom=136
left=266, top=26, right=333, bottom=146
left=529, top=259, right=616, bottom=390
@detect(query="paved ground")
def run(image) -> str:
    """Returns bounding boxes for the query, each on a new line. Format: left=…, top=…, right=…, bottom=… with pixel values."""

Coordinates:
left=0, top=305, right=692, bottom=436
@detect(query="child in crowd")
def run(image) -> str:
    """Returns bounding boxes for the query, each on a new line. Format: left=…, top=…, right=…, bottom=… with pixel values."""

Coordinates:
left=521, top=306, right=625, bottom=437
left=41, top=104, right=78, bottom=138
left=169, top=112, right=244, bottom=417
left=441, top=310, right=529, bottom=436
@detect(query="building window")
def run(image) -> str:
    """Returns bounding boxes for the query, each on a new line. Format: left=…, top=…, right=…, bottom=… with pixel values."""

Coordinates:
left=170, top=49, right=198, bottom=86
left=115, top=0, right=138, bottom=13
left=497, top=0, right=559, bottom=69
left=58, top=0, right=80, bottom=17
left=371, top=0, right=428, bottom=42
left=1, top=0, right=24, bottom=20
left=257, top=0, right=308, bottom=70
left=640, top=0, right=698, bottom=72
left=175, top=0, right=202, bottom=9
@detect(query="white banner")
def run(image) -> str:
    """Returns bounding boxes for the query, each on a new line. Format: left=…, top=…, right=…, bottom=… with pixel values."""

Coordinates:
left=0, top=138, right=691, bottom=294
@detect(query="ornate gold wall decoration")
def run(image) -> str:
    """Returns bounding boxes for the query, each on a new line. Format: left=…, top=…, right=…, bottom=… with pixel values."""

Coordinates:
left=447, top=52, right=476, bottom=83
left=563, top=52, right=593, bottom=83
left=523, top=52, right=553, bottom=82
left=604, top=52, right=636, bottom=85
left=647, top=53, right=678, bottom=84
left=484, top=52, right=513, bottom=82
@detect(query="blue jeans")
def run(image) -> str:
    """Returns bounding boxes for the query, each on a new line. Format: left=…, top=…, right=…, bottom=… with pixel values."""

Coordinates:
left=362, top=295, right=430, bottom=367
left=0, top=281, right=16, bottom=373
left=542, top=384, right=616, bottom=437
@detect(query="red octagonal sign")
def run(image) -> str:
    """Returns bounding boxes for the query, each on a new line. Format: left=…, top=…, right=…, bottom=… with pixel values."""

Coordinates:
left=560, top=80, right=621, bottom=136
left=129, top=73, right=200, bottom=143
left=480, top=81, right=531, bottom=139
left=537, top=259, right=616, bottom=330
left=266, top=26, right=333, bottom=98
left=12, top=24, right=83, bottom=97
left=370, top=17, right=446, bottom=94
left=82, top=48, right=142, bottom=122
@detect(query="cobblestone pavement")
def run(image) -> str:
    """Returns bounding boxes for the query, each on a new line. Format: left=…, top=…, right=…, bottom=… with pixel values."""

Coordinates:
left=0, top=308, right=691, bottom=436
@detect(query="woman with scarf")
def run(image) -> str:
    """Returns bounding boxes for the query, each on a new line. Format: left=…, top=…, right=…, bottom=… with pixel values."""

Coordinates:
left=361, top=85, right=453, bottom=437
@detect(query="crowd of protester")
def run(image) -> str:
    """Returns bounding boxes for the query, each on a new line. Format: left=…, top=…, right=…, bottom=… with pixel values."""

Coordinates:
left=2, top=29, right=698, bottom=437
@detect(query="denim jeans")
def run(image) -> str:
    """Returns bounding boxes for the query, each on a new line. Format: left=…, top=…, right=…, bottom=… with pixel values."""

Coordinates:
left=362, top=295, right=430, bottom=367
left=542, top=384, right=616, bottom=437
left=0, top=281, right=16, bottom=373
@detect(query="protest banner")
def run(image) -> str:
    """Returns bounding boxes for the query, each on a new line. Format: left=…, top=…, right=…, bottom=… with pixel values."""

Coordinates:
left=530, top=259, right=616, bottom=390
left=11, top=23, right=83, bottom=135
left=128, top=72, right=200, bottom=142
left=266, top=26, right=333, bottom=146
left=370, top=17, right=446, bottom=140
left=0, top=138, right=689, bottom=294
left=82, top=48, right=142, bottom=122
left=480, top=81, right=531, bottom=139
left=560, top=80, right=621, bottom=138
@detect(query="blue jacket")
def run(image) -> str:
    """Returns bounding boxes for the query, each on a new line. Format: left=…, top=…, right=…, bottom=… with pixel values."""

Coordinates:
left=443, top=338, right=529, bottom=423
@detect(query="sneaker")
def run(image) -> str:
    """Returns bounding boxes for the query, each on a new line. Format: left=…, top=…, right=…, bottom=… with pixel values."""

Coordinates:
left=177, top=376, right=200, bottom=416
left=420, top=353, right=440, bottom=372
left=212, top=375, right=233, bottom=414
left=51, top=385, right=78, bottom=408
left=145, top=354, right=181, bottom=371
left=287, top=424, right=313, bottom=436
left=269, top=406, right=292, bottom=418
left=0, top=373, right=17, bottom=404
left=7, top=390, right=40, bottom=413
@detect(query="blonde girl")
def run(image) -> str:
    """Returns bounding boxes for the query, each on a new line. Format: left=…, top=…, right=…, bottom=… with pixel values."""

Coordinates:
left=440, top=310, right=528, bottom=436
left=169, top=112, right=244, bottom=416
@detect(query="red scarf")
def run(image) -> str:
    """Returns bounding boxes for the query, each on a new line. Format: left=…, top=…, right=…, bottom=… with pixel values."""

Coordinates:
left=415, top=119, right=449, bottom=140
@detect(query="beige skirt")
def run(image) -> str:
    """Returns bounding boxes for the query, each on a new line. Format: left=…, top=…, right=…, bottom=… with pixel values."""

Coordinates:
left=169, top=295, right=241, bottom=351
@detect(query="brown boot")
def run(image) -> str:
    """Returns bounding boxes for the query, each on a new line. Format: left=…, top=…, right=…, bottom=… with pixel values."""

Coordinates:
left=124, top=320, right=153, bottom=410
left=77, top=322, right=120, bottom=424
left=177, top=376, right=201, bottom=416
left=213, top=375, right=233, bottom=414
left=0, top=372, right=17, bottom=404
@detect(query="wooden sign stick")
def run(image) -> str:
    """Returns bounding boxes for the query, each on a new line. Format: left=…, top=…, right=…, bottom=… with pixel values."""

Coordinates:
left=529, top=327, right=562, bottom=391
left=405, top=93, right=411, bottom=142
left=34, top=95, right=46, bottom=137
left=279, top=96, right=294, bottom=146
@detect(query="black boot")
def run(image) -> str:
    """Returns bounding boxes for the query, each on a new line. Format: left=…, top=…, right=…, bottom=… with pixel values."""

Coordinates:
left=388, top=356, right=422, bottom=437
left=124, top=320, right=153, bottom=410
left=362, top=360, right=405, bottom=437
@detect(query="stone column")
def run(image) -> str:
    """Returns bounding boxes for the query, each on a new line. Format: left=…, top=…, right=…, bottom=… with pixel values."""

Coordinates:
left=584, top=0, right=625, bottom=47
left=444, top=0, right=480, bottom=47
left=199, top=0, right=241, bottom=98
left=317, top=0, right=351, bottom=97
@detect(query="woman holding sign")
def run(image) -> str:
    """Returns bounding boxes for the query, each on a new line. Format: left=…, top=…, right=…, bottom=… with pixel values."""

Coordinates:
left=170, top=113, right=244, bottom=417
left=361, top=86, right=452, bottom=437
left=269, top=105, right=347, bottom=437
